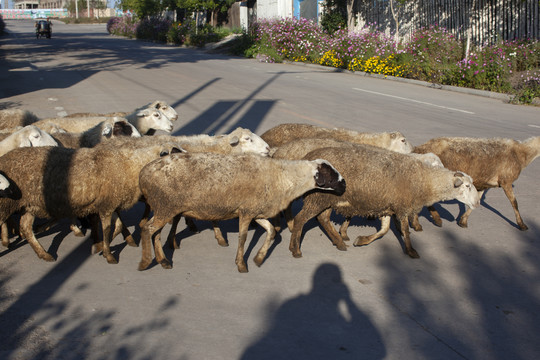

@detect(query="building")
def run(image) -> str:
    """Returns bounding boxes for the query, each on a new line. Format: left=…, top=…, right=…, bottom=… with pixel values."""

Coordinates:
left=14, top=0, right=39, bottom=9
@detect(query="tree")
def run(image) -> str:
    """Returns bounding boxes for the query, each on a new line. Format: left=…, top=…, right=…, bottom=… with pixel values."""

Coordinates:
left=320, top=0, right=347, bottom=33
left=388, top=0, right=410, bottom=43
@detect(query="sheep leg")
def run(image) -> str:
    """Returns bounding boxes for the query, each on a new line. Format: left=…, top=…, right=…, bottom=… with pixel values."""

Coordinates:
left=316, top=208, right=347, bottom=251
left=111, top=211, right=136, bottom=247
left=99, top=213, right=118, bottom=264
left=185, top=217, right=199, bottom=233
left=138, top=215, right=170, bottom=270
left=19, top=213, right=55, bottom=262
left=398, top=216, right=419, bottom=258
left=1, top=222, right=9, bottom=248
left=153, top=225, right=171, bottom=270
left=284, top=204, right=294, bottom=232
left=353, top=216, right=391, bottom=246
left=427, top=206, right=443, bottom=227
left=289, top=205, right=325, bottom=258
left=235, top=216, right=252, bottom=273
left=501, top=184, right=528, bottom=230
left=89, top=214, right=104, bottom=254
left=409, top=214, right=423, bottom=232
left=212, top=221, right=228, bottom=247
left=138, top=203, right=151, bottom=229
left=253, top=219, right=277, bottom=267
left=457, top=190, right=484, bottom=229
left=339, top=217, right=351, bottom=241
left=166, top=214, right=181, bottom=249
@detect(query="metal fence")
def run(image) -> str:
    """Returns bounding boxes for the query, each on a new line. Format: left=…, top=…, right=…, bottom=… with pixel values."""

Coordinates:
left=351, top=0, right=540, bottom=44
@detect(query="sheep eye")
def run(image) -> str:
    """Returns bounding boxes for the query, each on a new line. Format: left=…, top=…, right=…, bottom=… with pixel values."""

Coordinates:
left=160, top=151, right=169, bottom=156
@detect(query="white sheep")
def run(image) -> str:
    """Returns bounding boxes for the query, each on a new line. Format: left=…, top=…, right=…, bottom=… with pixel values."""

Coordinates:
left=261, top=123, right=413, bottom=154
left=287, top=144, right=479, bottom=259
left=0, top=125, right=58, bottom=156
left=32, top=107, right=173, bottom=135
left=137, top=152, right=346, bottom=272
left=0, top=140, right=185, bottom=263
left=414, top=136, right=540, bottom=230
left=0, top=109, right=40, bottom=130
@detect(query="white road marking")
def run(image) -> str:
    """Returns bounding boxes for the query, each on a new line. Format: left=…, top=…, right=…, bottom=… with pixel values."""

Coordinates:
left=528, top=124, right=540, bottom=128
left=353, top=87, right=475, bottom=114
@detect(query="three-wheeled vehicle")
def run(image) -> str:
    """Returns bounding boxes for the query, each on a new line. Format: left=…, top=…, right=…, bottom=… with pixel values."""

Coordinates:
left=35, top=19, right=52, bottom=39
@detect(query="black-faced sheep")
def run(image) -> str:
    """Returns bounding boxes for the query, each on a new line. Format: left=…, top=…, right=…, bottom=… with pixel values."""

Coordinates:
left=288, top=145, right=479, bottom=259
left=137, top=152, right=345, bottom=272
left=271, top=138, right=442, bottom=240
left=0, top=109, right=40, bottom=130
left=0, top=141, right=184, bottom=263
left=0, top=125, right=58, bottom=156
left=414, top=136, right=540, bottom=230
left=260, top=123, right=413, bottom=154
left=49, top=117, right=141, bottom=149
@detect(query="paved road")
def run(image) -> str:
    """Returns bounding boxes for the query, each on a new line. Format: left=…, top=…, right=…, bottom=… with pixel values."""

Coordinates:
left=1, top=19, right=539, bottom=360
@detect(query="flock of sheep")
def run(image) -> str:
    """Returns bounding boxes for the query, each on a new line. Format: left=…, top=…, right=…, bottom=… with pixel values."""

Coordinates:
left=0, top=102, right=538, bottom=272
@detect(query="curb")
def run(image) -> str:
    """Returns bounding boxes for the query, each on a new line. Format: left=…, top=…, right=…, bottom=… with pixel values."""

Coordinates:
left=283, top=60, right=540, bottom=105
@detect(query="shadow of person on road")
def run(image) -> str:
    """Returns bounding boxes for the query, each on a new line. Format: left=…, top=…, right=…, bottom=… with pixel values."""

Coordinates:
left=240, top=262, right=386, bottom=360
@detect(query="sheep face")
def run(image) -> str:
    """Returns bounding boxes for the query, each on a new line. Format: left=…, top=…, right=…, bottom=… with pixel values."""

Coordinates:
left=137, top=109, right=174, bottom=133
left=388, top=132, right=414, bottom=154
left=102, top=118, right=141, bottom=138
left=20, top=126, right=58, bottom=147
left=0, top=174, right=14, bottom=198
left=152, top=101, right=179, bottom=122
left=313, top=159, right=346, bottom=194
left=227, top=128, right=271, bottom=156
left=452, top=171, right=480, bottom=209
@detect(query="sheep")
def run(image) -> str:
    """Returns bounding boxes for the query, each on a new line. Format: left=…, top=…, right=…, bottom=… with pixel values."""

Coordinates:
left=0, top=109, right=40, bottom=130
left=0, top=140, right=185, bottom=263
left=123, top=127, right=272, bottom=242
left=50, top=117, right=141, bottom=149
left=30, top=117, right=142, bottom=240
left=413, top=136, right=540, bottom=230
left=0, top=125, right=58, bottom=156
left=63, top=100, right=178, bottom=135
left=271, top=138, right=441, bottom=239
left=137, top=152, right=346, bottom=272
left=287, top=144, right=479, bottom=259
left=32, top=107, right=173, bottom=135
left=260, top=123, right=413, bottom=154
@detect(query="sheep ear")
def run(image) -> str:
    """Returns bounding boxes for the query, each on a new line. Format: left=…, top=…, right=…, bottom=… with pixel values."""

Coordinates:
left=19, top=137, right=32, bottom=147
left=454, top=173, right=463, bottom=187
left=229, top=136, right=240, bottom=146
left=102, top=124, right=113, bottom=137
left=390, top=132, right=397, bottom=139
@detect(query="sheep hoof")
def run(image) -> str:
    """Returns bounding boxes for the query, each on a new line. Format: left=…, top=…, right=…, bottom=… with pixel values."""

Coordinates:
left=353, top=237, right=370, bottom=246
left=406, top=248, right=420, bottom=259
left=40, top=253, right=55, bottom=262
left=160, top=259, right=172, bottom=269
left=518, top=224, right=528, bottom=231
left=291, top=251, right=302, bottom=258
left=341, top=235, right=350, bottom=241
left=237, top=265, right=248, bottom=273
left=217, top=239, right=229, bottom=247
left=72, top=228, right=85, bottom=237
left=106, top=256, right=118, bottom=264
left=433, top=220, right=443, bottom=227
left=334, top=242, right=348, bottom=251
left=457, top=221, right=468, bottom=228
left=92, top=243, right=103, bottom=254
left=411, top=224, right=423, bottom=232
left=138, top=261, right=151, bottom=271
left=253, top=255, right=264, bottom=267
left=125, top=235, right=137, bottom=247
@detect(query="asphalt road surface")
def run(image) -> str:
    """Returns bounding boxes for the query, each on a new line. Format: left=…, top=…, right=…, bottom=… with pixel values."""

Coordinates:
left=1, top=19, right=539, bottom=360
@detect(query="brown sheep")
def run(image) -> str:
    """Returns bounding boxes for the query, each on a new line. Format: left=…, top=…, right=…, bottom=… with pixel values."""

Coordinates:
left=0, top=109, right=40, bottom=130
left=289, top=145, right=480, bottom=259
left=260, top=123, right=413, bottom=154
left=138, top=152, right=345, bottom=272
left=414, top=136, right=540, bottom=230
left=0, top=141, right=184, bottom=263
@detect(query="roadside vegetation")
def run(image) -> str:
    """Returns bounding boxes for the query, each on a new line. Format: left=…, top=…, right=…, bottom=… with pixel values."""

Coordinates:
left=106, top=15, right=539, bottom=104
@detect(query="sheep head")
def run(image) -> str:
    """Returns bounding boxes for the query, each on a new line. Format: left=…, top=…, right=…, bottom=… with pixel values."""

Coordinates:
left=137, top=109, right=174, bottom=133
left=18, top=125, right=58, bottom=148
left=313, top=159, right=346, bottom=195
left=452, top=171, right=480, bottom=209
left=388, top=131, right=413, bottom=154
left=227, top=127, right=271, bottom=157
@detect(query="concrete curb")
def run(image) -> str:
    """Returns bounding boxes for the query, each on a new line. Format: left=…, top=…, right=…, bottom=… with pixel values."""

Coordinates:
left=283, top=60, right=540, bottom=105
